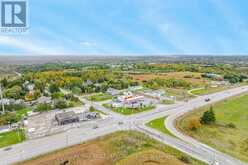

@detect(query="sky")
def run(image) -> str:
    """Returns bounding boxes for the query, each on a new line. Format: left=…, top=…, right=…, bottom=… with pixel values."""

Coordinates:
left=1, top=0, right=248, bottom=56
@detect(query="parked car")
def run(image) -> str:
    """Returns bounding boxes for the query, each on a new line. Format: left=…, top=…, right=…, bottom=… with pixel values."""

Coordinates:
left=205, top=98, right=211, bottom=102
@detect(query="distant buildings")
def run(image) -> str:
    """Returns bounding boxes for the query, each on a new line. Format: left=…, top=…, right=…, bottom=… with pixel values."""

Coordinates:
left=23, top=81, right=35, bottom=91
left=106, top=88, right=120, bottom=96
left=202, top=73, right=223, bottom=81
left=36, top=96, right=52, bottom=104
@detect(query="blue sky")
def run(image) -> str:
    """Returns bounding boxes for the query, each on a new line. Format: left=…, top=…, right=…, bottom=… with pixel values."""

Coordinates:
left=1, top=0, right=248, bottom=55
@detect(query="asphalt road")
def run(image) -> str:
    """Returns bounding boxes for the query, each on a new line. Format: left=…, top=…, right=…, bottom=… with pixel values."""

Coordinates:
left=1, top=86, right=248, bottom=165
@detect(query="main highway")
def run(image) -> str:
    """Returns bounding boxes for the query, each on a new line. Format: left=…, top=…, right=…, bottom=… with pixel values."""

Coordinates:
left=1, top=86, right=248, bottom=165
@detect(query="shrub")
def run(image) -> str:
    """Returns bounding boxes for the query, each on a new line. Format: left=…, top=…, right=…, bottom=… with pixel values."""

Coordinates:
left=179, top=155, right=191, bottom=164
left=36, top=103, right=52, bottom=112
left=49, top=83, right=60, bottom=93
left=55, top=100, right=68, bottom=109
left=188, top=118, right=201, bottom=130
left=226, top=123, right=236, bottom=129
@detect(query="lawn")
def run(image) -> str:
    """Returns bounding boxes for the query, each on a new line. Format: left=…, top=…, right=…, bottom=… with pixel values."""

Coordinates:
left=112, top=105, right=155, bottom=115
left=0, top=129, right=26, bottom=148
left=87, top=93, right=112, bottom=102
left=16, top=108, right=32, bottom=121
left=177, top=94, right=248, bottom=162
left=190, top=86, right=230, bottom=96
left=146, top=117, right=175, bottom=137
left=166, top=88, right=195, bottom=101
left=19, top=131, right=205, bottom=165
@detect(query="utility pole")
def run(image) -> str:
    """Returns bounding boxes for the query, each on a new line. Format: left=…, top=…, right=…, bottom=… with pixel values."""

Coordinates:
left=0, top=83, right=5, bottom=114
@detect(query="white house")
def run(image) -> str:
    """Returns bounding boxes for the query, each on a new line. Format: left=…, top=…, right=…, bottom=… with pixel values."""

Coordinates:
left=106, top=88, right=120, bottom=96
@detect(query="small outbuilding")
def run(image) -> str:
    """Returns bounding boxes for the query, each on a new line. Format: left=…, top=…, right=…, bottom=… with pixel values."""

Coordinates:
left=55, top=111, right=79, bottom=125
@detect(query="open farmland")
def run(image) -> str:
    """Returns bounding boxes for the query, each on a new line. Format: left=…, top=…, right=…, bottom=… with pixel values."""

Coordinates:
left=18, top=131, right=205, bottom=165
left=131, top=72, right=208, bottom=87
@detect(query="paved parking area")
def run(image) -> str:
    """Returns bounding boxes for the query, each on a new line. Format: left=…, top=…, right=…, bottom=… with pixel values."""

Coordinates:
left=25, top=106, right=105, bottom=139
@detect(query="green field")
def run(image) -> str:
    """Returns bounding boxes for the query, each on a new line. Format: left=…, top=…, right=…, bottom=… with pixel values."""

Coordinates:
left=177, top=94, right=248, bottom=162
left=146, top=117, right=175, bottom=137
left=112, top=105, right=155, bottom=115
left=87, top=93, right=112, bottom=102
left=190, top=86, right=229, bottom=96
left=0, top=129, right=26, bottom=148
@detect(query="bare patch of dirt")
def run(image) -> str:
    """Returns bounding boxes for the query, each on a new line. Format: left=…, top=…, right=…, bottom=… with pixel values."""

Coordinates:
left=19, top=143, right=111, bottom=165
left=116, top=149, right=187, bottom=165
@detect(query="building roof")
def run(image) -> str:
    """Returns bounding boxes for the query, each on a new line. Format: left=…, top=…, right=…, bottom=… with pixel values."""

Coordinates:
left=55, top=111, right=78, bottom=121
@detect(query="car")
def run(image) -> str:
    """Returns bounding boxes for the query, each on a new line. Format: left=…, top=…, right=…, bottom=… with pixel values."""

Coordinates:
left=118, top=121, right=124, bottom=125
left=205, top=98, right=211, bottom=102
left=3, top=147, right=12, bottom=151
left=93, top=125, right=98, bottom=129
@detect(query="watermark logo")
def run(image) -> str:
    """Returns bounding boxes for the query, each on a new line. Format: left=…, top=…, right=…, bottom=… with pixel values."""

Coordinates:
left=0, top=0, right=28, bottom=34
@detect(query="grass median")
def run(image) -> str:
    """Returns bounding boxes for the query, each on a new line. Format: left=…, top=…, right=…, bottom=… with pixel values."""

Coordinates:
left=146, top=117, right=175, bottom=137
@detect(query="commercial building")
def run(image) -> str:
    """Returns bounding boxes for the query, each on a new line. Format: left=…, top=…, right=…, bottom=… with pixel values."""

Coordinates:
left=55, top=111, right=79, bottom=125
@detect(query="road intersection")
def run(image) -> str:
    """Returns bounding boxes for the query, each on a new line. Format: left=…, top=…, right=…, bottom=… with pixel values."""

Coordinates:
left=1, top=86, right=248, bottom=165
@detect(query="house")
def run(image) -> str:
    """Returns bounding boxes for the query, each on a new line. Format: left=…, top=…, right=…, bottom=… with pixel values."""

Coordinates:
left=128, top=86, right=143, bottom=91
left=36, top=96, right=52, bottom=104
left=85, top=80, right=93, bottom=86
left=55, top=111, right=79, bottom=125
left=23, top=81, right=35, bottom=91
left=143, top=89, right=166, bottom=100
left=0, top=98, right=11, bottom=105
left=202, top=73, right=223, bottom=81
left=106, top=88, right=120, bottom=96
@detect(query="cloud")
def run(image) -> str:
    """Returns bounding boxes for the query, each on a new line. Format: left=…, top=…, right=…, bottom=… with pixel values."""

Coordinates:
left=79, top=41, right=97, bottom=47
left=0, top=36, right=68, bottom=55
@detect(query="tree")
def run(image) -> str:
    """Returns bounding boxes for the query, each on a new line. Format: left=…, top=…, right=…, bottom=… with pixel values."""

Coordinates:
left=55, top=100, right=67, bottom=109
left=4, top=85, right=22, bottom=99
left=49, top=84, right=60, bottom=93
left=89, top=106, right=96, bottom=112
left=188, top=117, right=202, bottom=130
left=1, top=78, right=8, bottom=87
left=36, top=103, right=52, bottom=112
left=200, top=106, right=216, bottom=124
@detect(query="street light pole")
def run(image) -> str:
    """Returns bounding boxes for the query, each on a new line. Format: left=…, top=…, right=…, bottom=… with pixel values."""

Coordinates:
left=0, top=83, right=5, bottom=114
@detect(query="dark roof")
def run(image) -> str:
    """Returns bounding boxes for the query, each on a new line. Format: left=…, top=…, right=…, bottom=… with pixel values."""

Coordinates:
left=55, top=111, right=78, bottom=121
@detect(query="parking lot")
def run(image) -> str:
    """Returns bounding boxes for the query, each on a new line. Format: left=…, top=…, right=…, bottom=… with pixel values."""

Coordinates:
left=25, top=106, right=106, bottom=139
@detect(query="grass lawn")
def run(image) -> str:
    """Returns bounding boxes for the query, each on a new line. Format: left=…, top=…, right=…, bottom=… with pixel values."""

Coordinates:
left=112, top=105, right=155, bottom=115
left=19, top=131, right=205, bottom=165
left=16, top=108, right=32, bottom=121
left=177, top=93, right=248, bottom=162
left=0, top=129, right=26, bottom=148
left=87, top=93, right=112, bottom=102
left=146, top=117, right=175, bottom=137
left=166, top=88, right=195, bottom=101
left=190, top=86, right=230, bottom=96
